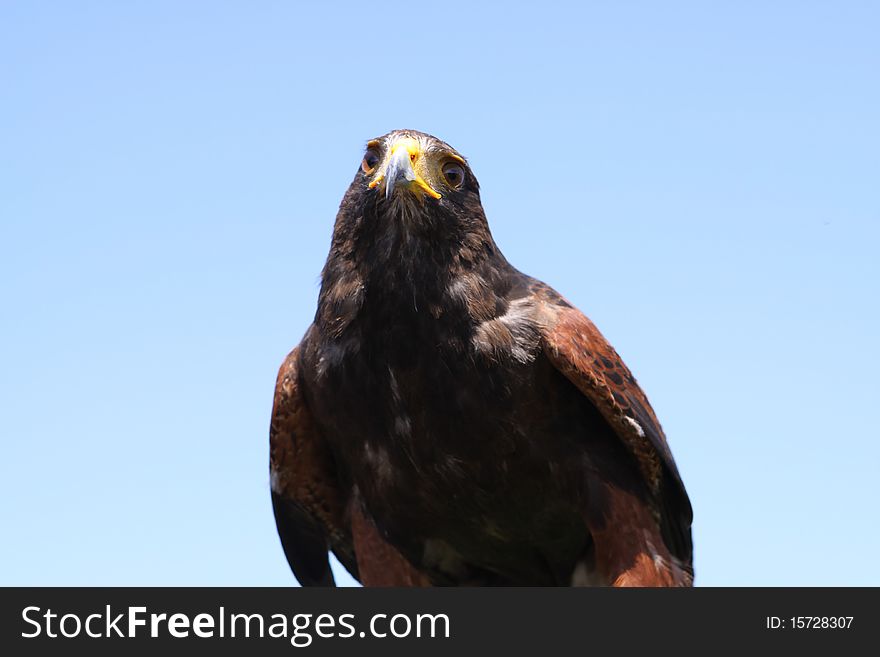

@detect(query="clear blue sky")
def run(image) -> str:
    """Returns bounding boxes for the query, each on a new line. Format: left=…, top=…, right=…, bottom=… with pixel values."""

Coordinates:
left=2, top=1, right=878, bottom=587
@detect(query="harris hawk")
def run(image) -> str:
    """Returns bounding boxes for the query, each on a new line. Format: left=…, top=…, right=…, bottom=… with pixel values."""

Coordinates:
left=270, top=129, right=693, bottom=586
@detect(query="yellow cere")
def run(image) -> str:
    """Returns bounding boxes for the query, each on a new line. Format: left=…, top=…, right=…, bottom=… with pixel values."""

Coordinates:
left=390, top=137, right=422, bottom=159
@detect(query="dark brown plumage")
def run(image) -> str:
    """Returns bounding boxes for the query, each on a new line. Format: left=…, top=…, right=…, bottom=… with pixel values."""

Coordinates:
left=270, top=129, right=693, bottom=586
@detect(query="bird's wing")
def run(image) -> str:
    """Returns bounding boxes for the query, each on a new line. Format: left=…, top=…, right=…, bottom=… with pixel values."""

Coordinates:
left=535, top=284, right=693, bottom=570
left=269, top=346, right=357, bottom=585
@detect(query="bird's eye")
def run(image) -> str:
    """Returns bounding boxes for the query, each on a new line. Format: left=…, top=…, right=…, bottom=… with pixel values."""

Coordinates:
left=441, top=160, right=465, bottom=189
left=362, top=148, right=381, bottom=174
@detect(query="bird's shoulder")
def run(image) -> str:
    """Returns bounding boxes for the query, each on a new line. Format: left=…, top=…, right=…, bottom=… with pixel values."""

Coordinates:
left=519, top=276, right=693, bottom=564
left=521, top=276, right=678, bottom=484
left=270, top=343, right=357, bottom=585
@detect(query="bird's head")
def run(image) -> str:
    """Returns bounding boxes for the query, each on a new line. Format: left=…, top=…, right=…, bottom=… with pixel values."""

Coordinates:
left=340, top=129, right=485, bottom=235
left=362, top=130, right=471, bottom=202
left=320, top=130, right=504, bottom=329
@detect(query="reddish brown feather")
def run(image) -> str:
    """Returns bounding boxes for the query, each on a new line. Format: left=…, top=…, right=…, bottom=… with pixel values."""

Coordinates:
left=540, top=302, right=666, bottom=497
left=537, top=297, right=692, bottom=586
left=589, top=483, right=691, bottom=587
left=350, top=507, right=432, bottom=587
left=270, top=347, right=348, bottom=546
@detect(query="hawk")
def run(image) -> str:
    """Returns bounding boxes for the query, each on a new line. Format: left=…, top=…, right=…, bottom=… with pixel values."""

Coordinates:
left=270, top=130, right=693, bottom=586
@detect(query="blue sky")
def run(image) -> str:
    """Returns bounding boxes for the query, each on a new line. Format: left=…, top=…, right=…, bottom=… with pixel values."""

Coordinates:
left=1, top=1, right=877, bottom=586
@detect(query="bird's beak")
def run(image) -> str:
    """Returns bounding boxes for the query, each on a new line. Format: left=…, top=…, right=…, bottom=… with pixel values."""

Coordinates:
left=369, top=137, right=442, bottom=201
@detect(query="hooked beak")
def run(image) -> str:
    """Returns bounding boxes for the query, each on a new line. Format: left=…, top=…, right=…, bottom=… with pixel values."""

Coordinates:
left=368, top=137, right=442, bottom=201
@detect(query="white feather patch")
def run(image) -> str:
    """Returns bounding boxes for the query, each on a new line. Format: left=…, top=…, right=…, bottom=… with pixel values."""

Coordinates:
left=269, top=468, right=282, bottom=494
left=624, top=416, right=646, bottom=438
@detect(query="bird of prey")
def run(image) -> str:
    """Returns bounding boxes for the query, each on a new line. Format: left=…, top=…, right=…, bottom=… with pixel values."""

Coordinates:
left=270, top=129, right=693, bottom=586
